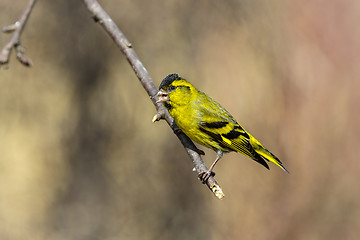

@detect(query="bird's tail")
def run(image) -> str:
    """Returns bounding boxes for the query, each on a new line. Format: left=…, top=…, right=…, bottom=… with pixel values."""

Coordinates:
left=249, top=136, right=289, bottom=174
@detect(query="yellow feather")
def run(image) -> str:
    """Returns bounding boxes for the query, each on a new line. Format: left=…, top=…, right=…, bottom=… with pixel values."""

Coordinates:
left=157, top=73, right=289, bottom=174
left=221, top=136, right=232, bottom=145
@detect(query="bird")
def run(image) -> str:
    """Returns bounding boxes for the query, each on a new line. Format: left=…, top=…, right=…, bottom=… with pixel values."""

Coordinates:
left=156, top=73, right=289, bottom=182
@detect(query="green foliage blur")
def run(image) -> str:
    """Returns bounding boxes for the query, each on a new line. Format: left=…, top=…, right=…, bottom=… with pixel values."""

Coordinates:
left=1, top=0, right=359, bottom=239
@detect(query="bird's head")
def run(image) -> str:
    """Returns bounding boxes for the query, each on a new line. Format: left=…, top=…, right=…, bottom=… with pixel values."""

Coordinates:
left=156, top=73, right=194, bottom=109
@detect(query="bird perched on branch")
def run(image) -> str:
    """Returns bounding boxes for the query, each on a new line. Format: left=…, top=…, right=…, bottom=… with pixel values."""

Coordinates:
left=156, top=73, right=289, bottom=183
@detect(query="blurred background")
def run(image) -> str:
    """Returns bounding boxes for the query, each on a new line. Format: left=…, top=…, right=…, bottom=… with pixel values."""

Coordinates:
left=1, top=0, right=360, bottom=239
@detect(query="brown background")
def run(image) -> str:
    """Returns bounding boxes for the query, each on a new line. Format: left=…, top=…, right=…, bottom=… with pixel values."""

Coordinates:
left=1, top=0, right=359, bottom=239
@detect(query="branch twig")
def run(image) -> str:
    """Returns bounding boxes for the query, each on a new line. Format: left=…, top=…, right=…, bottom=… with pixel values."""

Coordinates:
left=83, top=0, right=224, bottom=199
left=0, top=0, right=37, bottom=67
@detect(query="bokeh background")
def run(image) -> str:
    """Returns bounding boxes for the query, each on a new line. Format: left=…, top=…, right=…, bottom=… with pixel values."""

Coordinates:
left=1, top=0, right=359, bottom=239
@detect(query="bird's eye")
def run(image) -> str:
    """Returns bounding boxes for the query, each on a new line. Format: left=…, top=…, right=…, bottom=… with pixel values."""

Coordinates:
left=169, top=85, right=176, bottom=91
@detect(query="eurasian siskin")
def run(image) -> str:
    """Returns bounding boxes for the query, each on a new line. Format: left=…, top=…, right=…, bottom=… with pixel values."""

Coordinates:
left=157, top=73, right=289, bottom=182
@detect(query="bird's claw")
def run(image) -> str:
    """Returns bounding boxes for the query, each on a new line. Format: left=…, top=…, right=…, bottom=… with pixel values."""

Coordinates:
left=198, top=170, right=216, bottom=184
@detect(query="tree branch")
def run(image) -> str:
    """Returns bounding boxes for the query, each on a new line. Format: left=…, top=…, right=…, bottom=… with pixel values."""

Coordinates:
left=82, top=0, right=224, bottom=199
left=0, top=0, right=36, bottom=67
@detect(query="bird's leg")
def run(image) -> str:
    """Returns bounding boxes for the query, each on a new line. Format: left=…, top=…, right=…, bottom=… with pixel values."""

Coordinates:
left=198, top=150, right=223, bottom=183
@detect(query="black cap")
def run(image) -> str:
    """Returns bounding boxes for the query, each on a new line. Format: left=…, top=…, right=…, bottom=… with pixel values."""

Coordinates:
left=159, top=73, right=182, bottom=89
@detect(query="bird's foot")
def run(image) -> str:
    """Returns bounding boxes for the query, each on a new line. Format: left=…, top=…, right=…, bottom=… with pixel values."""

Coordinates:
left=198, top=170, right=216, bottom=184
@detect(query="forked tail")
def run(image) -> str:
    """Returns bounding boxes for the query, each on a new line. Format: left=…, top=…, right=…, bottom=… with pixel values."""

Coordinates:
left=249, top=136, right=289, bottom=173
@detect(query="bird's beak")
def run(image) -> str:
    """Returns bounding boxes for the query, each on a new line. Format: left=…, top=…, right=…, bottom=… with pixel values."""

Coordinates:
left=156, top=89, right=169, bottom=103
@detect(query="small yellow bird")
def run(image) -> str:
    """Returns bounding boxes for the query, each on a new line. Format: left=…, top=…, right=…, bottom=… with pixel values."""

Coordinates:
left=157, top=73, right=289, bottom=182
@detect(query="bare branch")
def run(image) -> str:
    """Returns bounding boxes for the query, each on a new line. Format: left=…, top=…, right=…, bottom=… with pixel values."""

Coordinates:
left=82, top=0, right=224, bottom=199
left=0, top=0, right=36, bottom=67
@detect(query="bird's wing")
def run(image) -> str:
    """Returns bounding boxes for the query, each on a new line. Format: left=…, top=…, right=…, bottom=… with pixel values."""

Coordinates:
left=196, top=94, right=270, bottom=169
